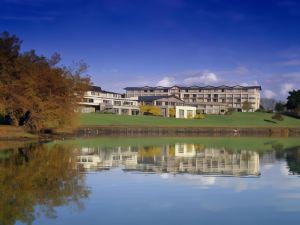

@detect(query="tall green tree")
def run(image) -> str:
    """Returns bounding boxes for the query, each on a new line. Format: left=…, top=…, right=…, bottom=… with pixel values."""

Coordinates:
left=286, top=90, right=300, bottom=116
left=0, top=32, right=91, bottom=132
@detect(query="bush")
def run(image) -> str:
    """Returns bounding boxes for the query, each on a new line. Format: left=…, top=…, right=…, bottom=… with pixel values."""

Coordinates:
left=140, top=105, right=161, bottom=116
left=194, top=113, right=205, bottom=119
left=225, top=108, right=234, bottom=115
left=272, top=113, right=284, bottom=121
left=168, top=108, right=176, bottom=117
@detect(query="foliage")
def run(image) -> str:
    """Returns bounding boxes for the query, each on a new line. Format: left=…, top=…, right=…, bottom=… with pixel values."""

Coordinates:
left=272, top=113, right=284, bottom=121
left=0, top=143, right=90, bottom=225
left=275, top=102, right=285, bottom=113
left=225, top=108, right=234, bottom=115
left=296, top=105, right=300, bottom=117
left=242, top=101, right=252, bottom=112
left=286, top=90, right=300, bottom=111
left=0, top=32, right=90, bottom=132
left=256, top=104, right=265, bottom=112
left=168, top=108, right=176, bottom=117
left=187, top=111, right=194, bottom=119
left=194, top=113, right=205, bottom=119
left=140, top=105, right=161, bottom=116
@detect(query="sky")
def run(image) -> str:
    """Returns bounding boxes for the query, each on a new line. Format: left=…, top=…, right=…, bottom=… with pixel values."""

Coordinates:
left=1, top=0, right=300, bottom=99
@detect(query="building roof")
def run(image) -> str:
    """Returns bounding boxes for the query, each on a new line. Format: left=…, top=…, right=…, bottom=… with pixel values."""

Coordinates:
left=125, top=85, right=262, bottom=91
left=138, top=95, right=184, bottom=102
left=90, top=85, right=122, bottom=95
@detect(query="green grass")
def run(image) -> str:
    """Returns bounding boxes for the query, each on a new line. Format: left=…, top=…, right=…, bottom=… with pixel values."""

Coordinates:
left=79, top=112, right=300, bottom=128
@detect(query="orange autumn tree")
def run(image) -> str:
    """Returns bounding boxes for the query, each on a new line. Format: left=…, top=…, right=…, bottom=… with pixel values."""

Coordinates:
left=0, top=32, right=90, bottom=132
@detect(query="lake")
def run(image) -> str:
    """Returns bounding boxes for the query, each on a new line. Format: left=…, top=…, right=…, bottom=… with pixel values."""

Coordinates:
left=1, top=137, right=300, bottom=225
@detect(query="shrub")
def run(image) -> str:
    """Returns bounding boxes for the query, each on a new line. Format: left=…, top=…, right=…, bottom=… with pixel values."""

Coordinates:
left=194, top=113, right=205, bottom=119
left=168, top=108, right=176, bottom=117
left=272, top=113, right=284, bottom=121
left=225, top=108, right=234, bottom=115
left=187, top=112, right=194, bottom=119
left=140, top=105, right=161, bottom=116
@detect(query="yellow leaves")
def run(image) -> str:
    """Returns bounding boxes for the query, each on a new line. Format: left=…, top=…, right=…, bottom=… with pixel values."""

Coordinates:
left=140, top=105, right=161, bottom=116
left=194, top=113, right=205, bottom=119
left=168, top=108, right=176, bottom=117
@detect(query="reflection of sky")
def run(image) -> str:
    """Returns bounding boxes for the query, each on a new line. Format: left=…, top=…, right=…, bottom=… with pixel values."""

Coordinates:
left=32, top=159, right=300, bottom=225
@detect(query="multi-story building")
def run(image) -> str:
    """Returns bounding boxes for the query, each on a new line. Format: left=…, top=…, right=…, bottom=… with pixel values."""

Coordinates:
left=125, top=85, right=261, bottom=114
left=78, top=86, right=140, bottom=115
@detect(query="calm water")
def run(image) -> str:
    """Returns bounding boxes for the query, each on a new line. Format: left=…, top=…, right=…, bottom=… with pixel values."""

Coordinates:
left=1, top=137, right=300, bottom=225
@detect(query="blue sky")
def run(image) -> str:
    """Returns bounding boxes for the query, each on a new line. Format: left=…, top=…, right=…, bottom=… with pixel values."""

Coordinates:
left=1, top=0, right=300, bottom=99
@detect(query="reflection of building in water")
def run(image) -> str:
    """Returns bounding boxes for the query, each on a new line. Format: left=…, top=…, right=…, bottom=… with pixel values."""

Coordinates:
left=135, top=143, right=260, bottom=176
left=76, top=143, right=260, bottom=176
left=77, top=146, right=138, bottom=171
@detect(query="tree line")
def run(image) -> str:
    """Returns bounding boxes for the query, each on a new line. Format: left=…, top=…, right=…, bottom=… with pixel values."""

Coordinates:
left=0, top=32, right=91, bottom=132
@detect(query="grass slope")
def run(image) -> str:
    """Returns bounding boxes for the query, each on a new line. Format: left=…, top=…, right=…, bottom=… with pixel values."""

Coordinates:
left=80, top=112, right=300, bottom=128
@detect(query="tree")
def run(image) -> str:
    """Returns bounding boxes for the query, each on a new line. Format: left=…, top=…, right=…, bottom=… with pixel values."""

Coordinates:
left=286, top=90, right=300, bottom=111
left=275, top=102, right=285, bottom=113
left=0, top=32, right=91, bottom=132
left=242, top=101, right=252, bottom=112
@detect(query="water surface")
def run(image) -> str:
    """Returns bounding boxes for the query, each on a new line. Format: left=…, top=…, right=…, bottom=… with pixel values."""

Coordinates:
left=1, top=137, right=300, bottom=225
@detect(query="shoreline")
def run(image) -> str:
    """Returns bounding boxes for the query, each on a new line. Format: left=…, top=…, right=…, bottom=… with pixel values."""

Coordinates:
left=0, top=125, right=300, bottom=142
left=78, top=126, right=300, bottom=137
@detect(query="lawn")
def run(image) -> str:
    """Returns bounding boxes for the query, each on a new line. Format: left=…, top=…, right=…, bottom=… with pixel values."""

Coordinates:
left=79, top=112, right=300, bottom=128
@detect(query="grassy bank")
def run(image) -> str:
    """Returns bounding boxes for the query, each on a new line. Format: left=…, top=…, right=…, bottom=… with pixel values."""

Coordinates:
left=80, top=112, right=300, bottom=128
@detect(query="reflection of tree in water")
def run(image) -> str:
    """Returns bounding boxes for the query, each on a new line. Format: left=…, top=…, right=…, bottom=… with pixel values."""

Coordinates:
left=0, top=143, right=90, bottom=225
left=286, top=147, right=300, bottom=175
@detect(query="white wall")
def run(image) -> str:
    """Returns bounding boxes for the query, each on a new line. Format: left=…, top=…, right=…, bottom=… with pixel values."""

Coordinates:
left=175, top=106, right=197, bottom=119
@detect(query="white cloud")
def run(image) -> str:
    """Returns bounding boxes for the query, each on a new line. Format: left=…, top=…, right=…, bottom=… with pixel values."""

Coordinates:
left=264, top=89, right=277, bottom=99
left=156, top=76, right=175, bottom=86
left=183, top=72, right=219, bottom=85
left=280, top=83, right=294, bottom=95
left=240, top=80, right=259, bottom=86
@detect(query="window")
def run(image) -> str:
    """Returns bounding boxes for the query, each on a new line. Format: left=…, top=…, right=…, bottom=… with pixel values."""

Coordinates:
left=179, top=109, right=184, bottom=118
left=164, top=89, right=168, bottom=92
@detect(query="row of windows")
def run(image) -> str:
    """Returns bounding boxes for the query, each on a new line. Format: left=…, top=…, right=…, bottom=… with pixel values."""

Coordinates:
left=134, top=88, right=257, bottom=94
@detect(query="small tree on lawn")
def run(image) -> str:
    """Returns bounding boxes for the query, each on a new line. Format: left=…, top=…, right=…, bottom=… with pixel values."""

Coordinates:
left=242, top=101, right=252, bottom=112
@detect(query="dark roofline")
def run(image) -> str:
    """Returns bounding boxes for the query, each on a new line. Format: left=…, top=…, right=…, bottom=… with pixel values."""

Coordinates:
left=90, top=85, right=122, bottom=95
left=124, top=85, right=262, bottom=91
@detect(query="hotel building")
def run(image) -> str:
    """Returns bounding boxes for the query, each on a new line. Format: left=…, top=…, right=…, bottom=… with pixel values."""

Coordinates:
left=78, top=86, right=140, bottom=115
left=125, top=85, right=261, bottom=114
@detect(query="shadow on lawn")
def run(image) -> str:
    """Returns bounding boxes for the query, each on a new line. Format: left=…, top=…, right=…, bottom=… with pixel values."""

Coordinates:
left=264, top=119, right=277, bottom=124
